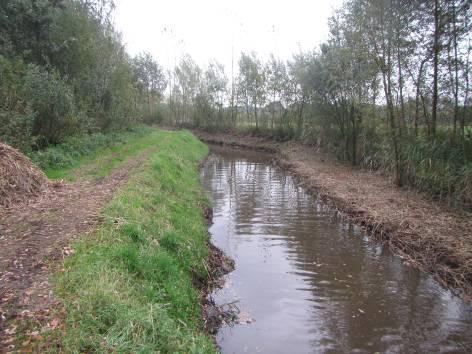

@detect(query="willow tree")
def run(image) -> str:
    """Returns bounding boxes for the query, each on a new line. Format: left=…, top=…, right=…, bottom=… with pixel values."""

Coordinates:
left=237, top=52, right=266, bottom=130
left=133, top=52, right=167, bottom=121
left=265, top=55, right=288, bottom=131
left=173, top=55, right=201, bottom=125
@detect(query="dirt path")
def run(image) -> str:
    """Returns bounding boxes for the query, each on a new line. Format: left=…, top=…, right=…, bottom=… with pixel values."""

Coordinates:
left=0, top=150, right=152, bottom=350
left=194, top=130, right=472, bottom=299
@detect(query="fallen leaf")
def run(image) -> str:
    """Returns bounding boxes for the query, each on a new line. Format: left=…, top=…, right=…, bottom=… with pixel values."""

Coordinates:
left=48, top=318, right=60, bottom=329
left=238, top=311, right=253, bottom=324
left=4, top=326, right=17, bottom=335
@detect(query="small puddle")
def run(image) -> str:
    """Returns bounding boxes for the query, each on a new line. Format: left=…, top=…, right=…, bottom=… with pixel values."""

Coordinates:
left=200, top=146, right=472, bottom=354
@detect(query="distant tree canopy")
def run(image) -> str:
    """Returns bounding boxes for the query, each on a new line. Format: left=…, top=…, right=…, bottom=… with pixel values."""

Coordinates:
left=1, top=0, right=471, bottom=207
left=0, top=0, right=165, bottom=150
left=164, top=0, right=471, bottom=207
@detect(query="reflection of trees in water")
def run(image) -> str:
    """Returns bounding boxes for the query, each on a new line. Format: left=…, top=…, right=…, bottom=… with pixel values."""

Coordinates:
left=201, top=150, right=472, bottom=353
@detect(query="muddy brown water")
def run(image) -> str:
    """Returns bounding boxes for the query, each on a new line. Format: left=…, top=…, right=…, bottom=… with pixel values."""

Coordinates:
left=200, top=146, right=472, bottom=354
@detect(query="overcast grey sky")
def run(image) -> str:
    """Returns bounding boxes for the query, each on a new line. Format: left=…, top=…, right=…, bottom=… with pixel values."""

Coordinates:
left=114, top=0, right=343, bottom=71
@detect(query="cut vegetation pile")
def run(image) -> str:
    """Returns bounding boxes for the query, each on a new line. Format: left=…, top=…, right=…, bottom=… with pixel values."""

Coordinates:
left=0, top=142, right=48, bottom=208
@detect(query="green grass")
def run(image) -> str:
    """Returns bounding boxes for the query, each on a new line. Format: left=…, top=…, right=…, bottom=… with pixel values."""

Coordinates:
left=28, top=126, right=154, bottom=180
left=52, top=129, right=216, bottom=352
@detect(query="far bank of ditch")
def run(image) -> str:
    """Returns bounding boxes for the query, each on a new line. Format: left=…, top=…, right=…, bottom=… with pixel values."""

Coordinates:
left=194, top=129, right=472, bottom=300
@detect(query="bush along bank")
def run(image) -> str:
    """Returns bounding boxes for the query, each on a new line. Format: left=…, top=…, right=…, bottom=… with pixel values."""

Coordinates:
left=52, top=130, right=219, bottom=352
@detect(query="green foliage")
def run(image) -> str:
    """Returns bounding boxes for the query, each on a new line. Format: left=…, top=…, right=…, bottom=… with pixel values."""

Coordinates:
left=23, top=64, right=77, bottom=144
left=54, top=129, right=215, bottom=352
left=403, top=134, right=472, bottom=207
left=0, top=56, right=36, bottom=150
left=161, top=0, right=472, bottom=209
left=132, top=52, right=167, bottom=97
left=132, top=52, right=168, bottom=126
left=29, top=126, right=151, bottom=177
left=357, top=128, right=472, bottom=207
left=0, top=0, right=57, bottom=64
left=0, top=57, right=78, bottom=148
left=0, top=1, right=165, bottom=152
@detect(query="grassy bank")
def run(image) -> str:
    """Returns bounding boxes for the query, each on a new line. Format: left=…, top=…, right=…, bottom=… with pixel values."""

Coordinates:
left=49, top=129, right=216, bottom=352
left=28, top=126, right=153, bottom=180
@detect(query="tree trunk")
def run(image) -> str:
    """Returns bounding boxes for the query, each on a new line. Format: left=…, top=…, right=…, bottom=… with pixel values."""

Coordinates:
left=396, top=29, right=406, bottom=134
left=254, top=101, right=258, bottom=130
left=462, top=40, right=470, bottom=140
left=452, top=1, right=459, bottom=137
left=431, top=0, right=440, bottom=138
left=297, top=97, right=305, bottom=138
left=413, top=58, right=427, bottom=136
left=350, top=104, right=357, bottom=166
left=385, top=35, right=403, bottom=186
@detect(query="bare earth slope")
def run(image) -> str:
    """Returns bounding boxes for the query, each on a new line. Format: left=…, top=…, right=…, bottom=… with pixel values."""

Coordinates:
left=195, top=130, right=472, bottom=298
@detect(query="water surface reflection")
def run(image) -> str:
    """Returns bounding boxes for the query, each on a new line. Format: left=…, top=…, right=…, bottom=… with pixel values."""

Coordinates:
left=200, top=146, right=472, bottom=354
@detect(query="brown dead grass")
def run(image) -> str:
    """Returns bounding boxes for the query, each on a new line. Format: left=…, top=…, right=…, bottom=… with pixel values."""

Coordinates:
left=0, top=143, right=48, bottom=208
left=195, top=130, right=472, bottom=299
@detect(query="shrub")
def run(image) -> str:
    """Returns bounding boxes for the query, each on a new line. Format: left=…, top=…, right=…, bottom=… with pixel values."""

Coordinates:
left=23, top=64, right=78, bottom=145
left=0, top=56, right=36, bottom=151
left=29, top=127, right=149, bottom=171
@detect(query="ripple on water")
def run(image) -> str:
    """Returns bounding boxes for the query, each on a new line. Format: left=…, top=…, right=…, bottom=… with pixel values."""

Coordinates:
left=201, top=146, right=472, bottom=354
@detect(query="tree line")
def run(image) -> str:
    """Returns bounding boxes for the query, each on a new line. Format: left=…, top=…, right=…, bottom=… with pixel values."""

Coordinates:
left=165, top=0, right=471, bottom=208
left=0, top=0, right=167, bottom=151
left=1, top=0, right=471, bottom=207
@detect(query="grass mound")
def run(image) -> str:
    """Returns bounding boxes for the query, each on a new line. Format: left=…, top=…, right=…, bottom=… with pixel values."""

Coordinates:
left=53, top=130, right=217, bottom=352
left=0, top=142, right=48, bottom=208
